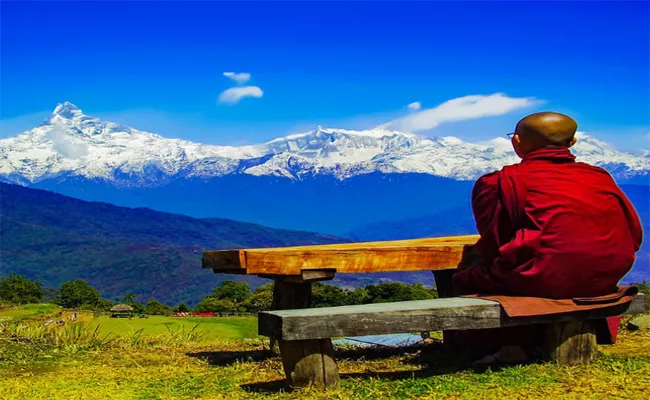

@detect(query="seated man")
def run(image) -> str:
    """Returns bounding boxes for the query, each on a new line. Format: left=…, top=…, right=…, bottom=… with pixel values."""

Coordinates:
left=452, top=112, right=643, bottom=361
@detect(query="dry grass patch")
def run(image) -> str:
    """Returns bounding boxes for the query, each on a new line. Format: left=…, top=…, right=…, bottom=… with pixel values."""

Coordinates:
left=1, top=322, right=649, bottom=399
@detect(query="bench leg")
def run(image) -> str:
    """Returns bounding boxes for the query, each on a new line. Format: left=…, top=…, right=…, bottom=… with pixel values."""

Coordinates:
left=271, top=279, right=340, bottom=389
left=278, top=339, right=340, bottom=389
left=432, top=270, right=458, bottom=347
left=543, top=320, right=598, bottom=365
left=269, top=280, right=312, bottom=352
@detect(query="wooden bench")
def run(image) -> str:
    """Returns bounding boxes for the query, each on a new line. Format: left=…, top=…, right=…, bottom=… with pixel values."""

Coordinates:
left=258, top=293, right=647, bottom=390
left=202, top=236, right=647, bottom=389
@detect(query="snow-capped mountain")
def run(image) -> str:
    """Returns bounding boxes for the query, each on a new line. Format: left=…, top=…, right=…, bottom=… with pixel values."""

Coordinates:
left=0, top=103, right=264, bottom=186
left=1, top=102, right=649, bottom=186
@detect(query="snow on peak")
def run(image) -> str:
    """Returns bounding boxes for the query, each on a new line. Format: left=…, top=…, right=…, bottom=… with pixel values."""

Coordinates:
left=53, top=102, right=83, bottom=118
left=486, top=137, right=511, bottom=147
left=268, top=125, right=414, bottom=145
left=0, top=103, right=648, bottom=185
left=438, top=136, right=465, bottom=145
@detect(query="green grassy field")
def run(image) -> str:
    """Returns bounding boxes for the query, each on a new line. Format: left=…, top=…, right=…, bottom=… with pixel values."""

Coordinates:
left=87, top=315, right=257, bottom=340
left=0, top=304, right=257, bottom=341
left=1, top=304, right=649, bottom=399
left=0, top=303, right=60, bottom=321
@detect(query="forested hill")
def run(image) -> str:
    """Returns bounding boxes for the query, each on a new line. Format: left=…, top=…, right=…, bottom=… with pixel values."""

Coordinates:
left=0, top=183, right=347, bottom=305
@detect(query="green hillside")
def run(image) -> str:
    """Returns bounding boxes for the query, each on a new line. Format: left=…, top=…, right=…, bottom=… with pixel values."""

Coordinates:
left=0, top=183, right=347, bottom=305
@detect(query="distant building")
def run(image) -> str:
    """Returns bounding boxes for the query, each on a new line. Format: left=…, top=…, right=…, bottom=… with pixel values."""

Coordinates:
left=110, top=304, right=134, bottom=318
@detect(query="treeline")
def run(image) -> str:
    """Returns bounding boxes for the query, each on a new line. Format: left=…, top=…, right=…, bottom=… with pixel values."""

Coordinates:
left=5, top=274, right=648, bottom=315
left=0, top=274, right=175, bottom=315
left=191, top=280, right=438, bottom=313
left=1, top=274, right=439, bottom=315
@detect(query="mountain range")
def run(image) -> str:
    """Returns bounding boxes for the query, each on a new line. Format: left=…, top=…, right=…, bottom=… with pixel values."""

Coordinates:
left=2, top=103, right=649, bottom=186
left=2, top=103, right=648, bottom=235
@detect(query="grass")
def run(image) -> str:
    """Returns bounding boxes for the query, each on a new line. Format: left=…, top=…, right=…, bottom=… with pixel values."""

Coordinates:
left=1, top=305, right=649, bottom=399
left=0, top=303, right=60, bottom=321
left=0, top=304, right=258, bottom=341
left=1, top=331, right=649, bottom=399
left=86, top=315, right=257, bottom=341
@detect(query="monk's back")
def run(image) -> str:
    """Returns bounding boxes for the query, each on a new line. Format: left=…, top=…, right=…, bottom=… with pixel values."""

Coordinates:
left=454, top=112, right=643, bottom=300
left=519, top=159, right=639, bottom=298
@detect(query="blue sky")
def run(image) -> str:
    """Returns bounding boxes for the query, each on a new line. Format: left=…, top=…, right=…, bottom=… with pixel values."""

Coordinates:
left=1, top=1, right=648, bottom=149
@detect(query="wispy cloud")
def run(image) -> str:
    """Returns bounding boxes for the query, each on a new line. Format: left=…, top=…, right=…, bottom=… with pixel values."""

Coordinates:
left=47, top=127, right=88, bottom=158
left=407, top=101, right=421, bottom=111
left=218, top=86, right=264, bottom=105
left=219, top=72, right=262, bottom=105
left=223, top=72, right=251, bottom=85
left=382, top=93, right=539, bottom=132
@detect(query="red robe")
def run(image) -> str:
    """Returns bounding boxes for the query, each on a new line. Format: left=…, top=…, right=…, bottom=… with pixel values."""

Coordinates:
left=451, top=147, right=643, bottom=347
left=453, top=146, right=643, bottom=299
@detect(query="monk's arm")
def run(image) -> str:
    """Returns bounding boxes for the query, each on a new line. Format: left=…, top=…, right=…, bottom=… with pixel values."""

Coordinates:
left=617, top=188, right=643, bottom=251
left=471, top=172, right=503, bottom=260
left=453, top=172, right=516, bottom=295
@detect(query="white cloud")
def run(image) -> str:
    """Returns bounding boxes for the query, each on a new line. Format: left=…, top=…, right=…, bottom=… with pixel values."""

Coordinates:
left=407, top=101, right=421, bottom=111
left=218, top=86, right=264, bottom=105
left=47, top=127, right=88, bottom=158
left=223, top=72, right=251, bottom=85
left=382, top=93, right=539, bottom=132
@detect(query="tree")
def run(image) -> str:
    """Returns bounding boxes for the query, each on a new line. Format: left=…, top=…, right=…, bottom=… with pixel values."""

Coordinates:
left=348, top=287, right=369, bottom=305
left=144, top=299, right=171, bottom=316
left=42, top=287, right=60, bottom=304
left=242, top=283, right=274, bottom=312
left=312, top=283, right=350, bottom=308
left=94, top=297, right=115, bottom=312
left=195, top=297, right=237, bottom=313
left=410, top=283, right=438, bottom=300
left=122, top=293, right=137, bottom=304
left=365, top=282, right=436, bottom=304
left=59, top=280, right=101, bottom=309
left=210, top=280, right=251, bottom=303
left=173, top=303, right=190, bottom=313
left=0, top=274, right=44, bottom=305
left=121, top=292, right=145, bottom=314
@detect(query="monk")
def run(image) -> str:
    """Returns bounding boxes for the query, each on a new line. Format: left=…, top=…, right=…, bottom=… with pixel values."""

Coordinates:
left=451, top=112, right=643, bottom=362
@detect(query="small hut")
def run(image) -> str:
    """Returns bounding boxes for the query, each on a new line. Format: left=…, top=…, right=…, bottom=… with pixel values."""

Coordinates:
left=110, top=304, right=134, bottom=318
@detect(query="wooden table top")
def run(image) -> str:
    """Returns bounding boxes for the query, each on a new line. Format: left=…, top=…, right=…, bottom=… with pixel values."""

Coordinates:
left=203, top=234, right=479, bottom=276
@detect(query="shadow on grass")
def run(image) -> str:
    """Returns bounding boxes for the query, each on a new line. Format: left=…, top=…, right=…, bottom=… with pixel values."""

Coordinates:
left=186, top=340, right=440, bottom=367
left=241, top=380, right=292, bottom=393
left=187, top=349, right=276, bottom=366
left=238, top=341, right=518, bottom=394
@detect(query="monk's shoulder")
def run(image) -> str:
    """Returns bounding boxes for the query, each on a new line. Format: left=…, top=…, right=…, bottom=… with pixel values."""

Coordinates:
left=475, top=163, right=521, bottom=186
left=476, top=170, right=499, bottom=184
left=572, top=161, right=617, bottom=182
left=473, top=170, right=500, bottom=195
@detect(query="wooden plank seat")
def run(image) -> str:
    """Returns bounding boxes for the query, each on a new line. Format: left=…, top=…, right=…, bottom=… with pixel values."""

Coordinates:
left=258, top=293, right=647, bottom=390
left=203, top=235, right=480, bottom=275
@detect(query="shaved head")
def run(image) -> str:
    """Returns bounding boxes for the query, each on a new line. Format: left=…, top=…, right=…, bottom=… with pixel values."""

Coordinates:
left=515, top=112, right=578, bottom=147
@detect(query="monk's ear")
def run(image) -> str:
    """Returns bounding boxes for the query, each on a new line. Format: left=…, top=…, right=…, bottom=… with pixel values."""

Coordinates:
left=568, top=136, right=577, bottom=148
